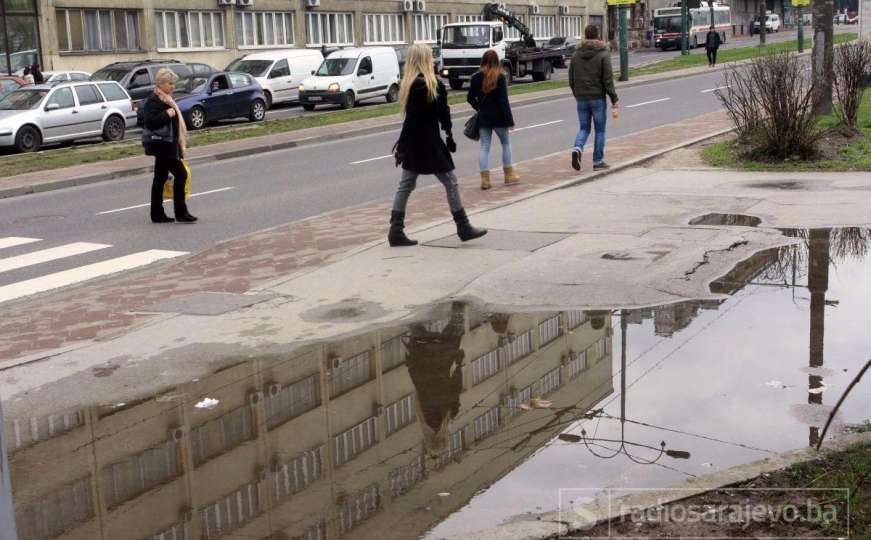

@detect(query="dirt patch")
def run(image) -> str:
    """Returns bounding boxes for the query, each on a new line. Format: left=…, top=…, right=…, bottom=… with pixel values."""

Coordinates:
left=816, top=126, right=865, bottom=161
left=648, top=134, right=732, bottom=170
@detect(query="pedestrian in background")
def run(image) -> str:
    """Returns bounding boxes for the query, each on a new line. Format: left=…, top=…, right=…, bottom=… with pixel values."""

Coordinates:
left=388, top=43, right=487, bottom=247
left=568, top=24, right=619, bottom=172
left=22, top=66, right=34, bottom=85
left=30, top=64, right=44, bottom=84
left=705, top=25, right=722, bottom=67
left=142, top=68, right=197, bottom=224
left=467, top=50, right=518, bottom=190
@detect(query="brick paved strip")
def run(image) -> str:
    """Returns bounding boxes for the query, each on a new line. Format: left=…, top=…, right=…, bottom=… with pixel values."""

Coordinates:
left=0, top=110, right=730, bottom=365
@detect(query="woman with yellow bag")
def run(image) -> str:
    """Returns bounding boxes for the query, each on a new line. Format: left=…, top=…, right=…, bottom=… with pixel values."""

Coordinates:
left=142, top=68, right=197, bottom=224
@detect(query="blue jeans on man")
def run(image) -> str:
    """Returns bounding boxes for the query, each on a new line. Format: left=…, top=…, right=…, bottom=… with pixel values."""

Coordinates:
left=573, top=98, right=608, bottom=166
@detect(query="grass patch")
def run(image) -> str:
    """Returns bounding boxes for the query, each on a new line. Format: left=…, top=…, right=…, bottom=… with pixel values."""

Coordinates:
left=632, top=32, right=858, bottom=77
left=702, top=90, right=871, bottom=171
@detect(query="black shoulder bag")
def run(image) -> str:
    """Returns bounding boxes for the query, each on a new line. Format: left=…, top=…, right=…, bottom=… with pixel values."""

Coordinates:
left=463, top=91, right=487, bottom=141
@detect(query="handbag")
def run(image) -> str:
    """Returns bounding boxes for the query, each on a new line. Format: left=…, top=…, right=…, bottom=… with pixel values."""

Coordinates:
left=142, top=122, right=174, bottom=145
left=163, top=160, right=192, bottom=200
left=463, top=91, right=488, bottom=141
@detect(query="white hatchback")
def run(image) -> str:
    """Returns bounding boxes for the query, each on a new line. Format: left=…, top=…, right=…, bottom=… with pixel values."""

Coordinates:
left=298, top=47, right=401, bottom=111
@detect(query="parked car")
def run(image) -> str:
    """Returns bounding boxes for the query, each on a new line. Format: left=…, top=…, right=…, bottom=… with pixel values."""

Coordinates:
left=91, top=60, right=193, bottom=105
left=0, top=81, right=136, bottom=153
left=298, top=47, right=400, bottom=111
left=545, top=36, right=578, bottom=68
left=0, top=76, right=27, bottom=100
left=751, top=13, right=781, bottom=34
left=225, top=49, right=323, bottom=109
left=188, top=63, right=217, bottom=76
left=172, top=72, right=267, bottom=130
left=43, top=71, right=91, bottom=83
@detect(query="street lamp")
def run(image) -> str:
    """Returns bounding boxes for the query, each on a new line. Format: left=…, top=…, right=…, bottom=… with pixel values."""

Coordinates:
left=681, top=0, right=690, bottom=54
left=609, top=0, right=635, bottom=80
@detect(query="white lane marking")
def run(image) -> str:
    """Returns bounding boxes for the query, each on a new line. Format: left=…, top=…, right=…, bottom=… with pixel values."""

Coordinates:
left=702, top=85, right=731, bottom=93
left=350, top=154, right=394, bottom=165
left=0, top=249, right=187, bottom=304
left=625, top=98, right=672, bottom=109
left=97, top=187, right=236, bottom=215
left=0, top=237, right=41, bottom=251
left=0, top=242, right=111, bottom=274
left=513, top=120, right=564, bottom=132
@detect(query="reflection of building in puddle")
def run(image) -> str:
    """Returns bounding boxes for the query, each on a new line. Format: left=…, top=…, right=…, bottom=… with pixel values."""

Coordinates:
left=4, top=305, right=613, bottom=540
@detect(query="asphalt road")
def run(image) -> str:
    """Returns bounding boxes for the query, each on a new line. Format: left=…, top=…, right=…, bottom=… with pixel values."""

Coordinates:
left=0, top=66, right=733, bottom=295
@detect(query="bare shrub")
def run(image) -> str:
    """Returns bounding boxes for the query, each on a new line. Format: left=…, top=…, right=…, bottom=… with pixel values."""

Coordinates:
left=716, top=52, right=822, bottom=161
left=833, top=40, right=871, bottom=130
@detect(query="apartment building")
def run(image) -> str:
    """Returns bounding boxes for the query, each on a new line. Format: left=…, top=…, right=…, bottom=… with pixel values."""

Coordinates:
left=4, top=306, right=613, bottom=540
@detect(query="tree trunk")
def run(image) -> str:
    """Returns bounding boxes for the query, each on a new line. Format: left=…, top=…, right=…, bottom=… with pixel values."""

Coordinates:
left=812, top=0, right=835, bottom=114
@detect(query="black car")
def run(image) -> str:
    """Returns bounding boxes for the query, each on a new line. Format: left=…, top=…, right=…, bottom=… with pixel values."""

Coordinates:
left=91, top=60, right=193, bottom=105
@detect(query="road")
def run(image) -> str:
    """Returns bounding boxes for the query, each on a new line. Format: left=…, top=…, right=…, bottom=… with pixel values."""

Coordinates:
left=0, top=66, right=733, bottom=303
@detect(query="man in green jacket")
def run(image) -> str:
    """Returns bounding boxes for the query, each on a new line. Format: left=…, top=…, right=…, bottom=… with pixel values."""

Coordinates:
left=568, top=25, right=620, bottom=171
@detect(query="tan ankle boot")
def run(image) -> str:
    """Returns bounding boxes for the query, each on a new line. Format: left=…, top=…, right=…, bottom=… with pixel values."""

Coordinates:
left=504, top=166, right=520, bottom=185
left=480, top=170, right=492, bottom=190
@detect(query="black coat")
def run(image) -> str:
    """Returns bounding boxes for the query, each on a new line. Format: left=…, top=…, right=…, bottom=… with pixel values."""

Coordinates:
left=394, top=76, right=454, bottom=175
left=705, top=31, right=722, bottom=50
left=467, top=72, right=515, bottom=129
left=142, top=93, right=183, bottom=160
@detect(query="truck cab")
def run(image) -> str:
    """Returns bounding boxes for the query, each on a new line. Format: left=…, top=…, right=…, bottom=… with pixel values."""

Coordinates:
left=438, top=22, right=507, bottom=90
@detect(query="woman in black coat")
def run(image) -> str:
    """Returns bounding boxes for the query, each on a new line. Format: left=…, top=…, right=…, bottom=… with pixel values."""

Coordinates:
left=467, top=50, right=518, bottom=190
left=142, top=68, right=196, bottom=223
left=389, top=44, right=486, bottom=247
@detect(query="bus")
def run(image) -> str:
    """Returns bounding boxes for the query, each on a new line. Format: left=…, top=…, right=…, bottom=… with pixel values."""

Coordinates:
left=654, top=2, right=731, bottom=51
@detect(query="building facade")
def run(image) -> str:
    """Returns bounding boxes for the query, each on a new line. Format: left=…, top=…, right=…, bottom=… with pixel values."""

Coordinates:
left=1, top=0, right=608, bottom=75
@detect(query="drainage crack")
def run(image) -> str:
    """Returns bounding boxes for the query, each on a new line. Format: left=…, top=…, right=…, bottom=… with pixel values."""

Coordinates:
left=683, top=240, right=750, bottom=280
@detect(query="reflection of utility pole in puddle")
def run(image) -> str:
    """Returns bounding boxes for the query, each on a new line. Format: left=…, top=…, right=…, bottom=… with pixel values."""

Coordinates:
left=807, top=229, right=831, bottom=448
left=0, top=399, right=19, bottom=540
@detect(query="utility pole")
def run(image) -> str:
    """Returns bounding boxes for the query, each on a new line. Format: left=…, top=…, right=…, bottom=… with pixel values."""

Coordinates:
left=797, top=3, right=805, bottom=52
left=813, top=0, right=835, bottom=114
left=0, top=401, right=18, bottom=540
left=759, top=0, right=767, bottom=44
left=681, top=0, right=690, bottom=54
left=619, top=4, right=629, bottom=80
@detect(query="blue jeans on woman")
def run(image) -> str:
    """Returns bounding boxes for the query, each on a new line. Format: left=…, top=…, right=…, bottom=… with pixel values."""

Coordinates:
left=573, top=98, right=608, bottom=165
left=479, top=126, right=512, bottom=171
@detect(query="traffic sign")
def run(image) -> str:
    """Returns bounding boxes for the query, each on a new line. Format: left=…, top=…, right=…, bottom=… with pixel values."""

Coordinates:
left=792, top=0, right=810, bottom=6
left=607, top=0, right=636, bottom=5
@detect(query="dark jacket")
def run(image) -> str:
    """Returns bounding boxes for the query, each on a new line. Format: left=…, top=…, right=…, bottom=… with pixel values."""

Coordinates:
left=568, top=40, right=619, bottom=105
left=705, top=30, right=722, bottom=50
left=394, top=76, right=454, bottom=175
left=142, top=93, right=182, bottom=160
left=467, top=71, right=515, bottom=129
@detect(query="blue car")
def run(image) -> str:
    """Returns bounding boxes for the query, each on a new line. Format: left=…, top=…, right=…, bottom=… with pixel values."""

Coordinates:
left=173, top=71, right=266, bottom=130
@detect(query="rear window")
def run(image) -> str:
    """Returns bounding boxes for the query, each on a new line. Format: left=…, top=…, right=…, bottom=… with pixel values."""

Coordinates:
left=92, top=68, right=129, bottom=82
left=97, top=82, right=129, bottom=102
left=75, top=84, right=104, bottom=105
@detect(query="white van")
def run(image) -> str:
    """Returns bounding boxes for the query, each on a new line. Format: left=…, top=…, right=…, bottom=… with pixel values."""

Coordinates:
left=225, top=49, right=323, bottom=108
left=298, top=47, right=400, bottom=111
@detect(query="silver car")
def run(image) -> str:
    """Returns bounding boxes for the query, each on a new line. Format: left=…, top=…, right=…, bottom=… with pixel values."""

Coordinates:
left=0, top=80, right=136, bottom=153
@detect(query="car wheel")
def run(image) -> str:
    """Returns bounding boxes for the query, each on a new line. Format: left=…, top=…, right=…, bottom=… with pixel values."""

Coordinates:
left=501, top=64, right=514, bottom=85
left=302, top=104, right=316, bottom=111
left=449, top=78, right=464, bottom=90
left=101, top=115, right=126, bottom=142
left=189, top=106, right=206, bottom=130
left=14, top=125, right=41, bottom=153
left=341, top=90, right=355, bottom=110
left=386, top=84, right=399, bottom=103
left=264, top=91, right=273, bottom=110
left=249, top=99, right=266, bottom=122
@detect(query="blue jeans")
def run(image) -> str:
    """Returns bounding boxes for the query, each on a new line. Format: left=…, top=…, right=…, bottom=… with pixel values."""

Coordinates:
left=479, top=126, right=512, bottom=171
left=573, top=98, right=607, bottom=165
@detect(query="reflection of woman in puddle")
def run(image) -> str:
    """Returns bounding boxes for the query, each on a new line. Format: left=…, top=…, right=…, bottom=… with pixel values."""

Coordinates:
left=406, top=303, right=466, bottom=457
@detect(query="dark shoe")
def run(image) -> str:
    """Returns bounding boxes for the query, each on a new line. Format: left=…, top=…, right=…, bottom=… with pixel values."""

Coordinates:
left=176, top=214, right=198, bottom=223
left=452, top=209, right=488, bottom=242
left=571, top=148, right=582, bottom=171
left=151, top=215, right=174, bottom=223
left=388, top=210, right=418, bottom=247
left=593, top=162, right=611, bottom=171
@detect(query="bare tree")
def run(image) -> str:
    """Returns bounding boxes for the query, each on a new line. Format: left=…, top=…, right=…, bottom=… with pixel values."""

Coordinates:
left=812, top=0, right=835, bottom=114
left=833, top=41, right=871, bottom=130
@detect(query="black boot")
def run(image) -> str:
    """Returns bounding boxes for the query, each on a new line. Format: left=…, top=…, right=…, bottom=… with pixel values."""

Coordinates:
left=388, top=210, right=418, bottom=247
left=452, top=209, right=488, bottom=242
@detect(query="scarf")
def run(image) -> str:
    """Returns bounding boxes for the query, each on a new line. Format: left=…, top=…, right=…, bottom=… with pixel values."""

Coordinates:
left=155, top=88, right=188, bottom=155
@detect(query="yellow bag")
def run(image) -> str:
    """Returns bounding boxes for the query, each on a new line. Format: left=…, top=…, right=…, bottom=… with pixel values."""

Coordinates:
left=163, top=160, right=192, bottom=200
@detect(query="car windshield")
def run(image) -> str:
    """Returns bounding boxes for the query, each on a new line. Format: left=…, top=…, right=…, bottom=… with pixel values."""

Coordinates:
left=225, top=59, right=272, bottom=77
left=316, top=58, right=355, bottom=76
left=91, top=69, right=128, bottom=82
left=174, top=77, right=209, bottom=94
left=654, top=16, right=683, bottom=33
left=0, top=89, right=48, bottom=110
left=442, top=25, right=491, bottom=48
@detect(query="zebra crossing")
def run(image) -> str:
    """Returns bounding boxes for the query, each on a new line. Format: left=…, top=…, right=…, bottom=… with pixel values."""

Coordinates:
left=0, top=237, right=186, bottom=305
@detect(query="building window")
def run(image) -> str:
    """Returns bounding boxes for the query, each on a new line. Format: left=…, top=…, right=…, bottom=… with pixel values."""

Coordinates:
left=388, top=453, right=424, bottom=497
left=473, top=406, right=500, bottom=442
left=504, top=15, right=525, bottom=41
left=539, top=314, right=562, bottom=346
left=568, top=350, right=588, bottom=380
left=235, top=11, right=295, bottom=48
left=15, top=477, right=94, bottom=540
left=305, top=12, right=354, bottom=46
left=595, top=337, right=607, bottom=360
left=413, top=13, right=448, bottom=43
left=291, top=520, right=327, bottom=540
left=385, top=393, right=415, bottom=435
left=329, top=350, right=372, bottom=397
left=265, top=374, right=321, bottom=429
left=334, top=417, right=377, bottom=466
left=538, top=366, right=562, bottom=396
left=155, top=11, right=225, bottom=50
left=56, top=9, right=141, bottom=52
left=190, top=405, right=255, bottom=466
left=101, top=440, right=182, bottom=509
left=503, top=383, right=534, bottom=418
left=502, top=329, right=533, bottom=365
left=381, top=335, right=407, bottom=372
left=567, top=310, right=588, bottom=330
left=528, top=15, right=556, bottom=39
left=273, top=446, right=325, bottom=501
left=471, top=348, right=501, bottom=385
left=339, top=483, right=381, bottom=534
left=455, top=14, right=483, bottom=22
left=200, top=482, right=261, bottom=540
left=561, top=15, right=585, bottom=38
left=151, top=520, right=190, bottom=540
left=364, top=13, right=405, bottom=44
left=5, top=409, right=83, bottom=451
left=434, top=429, right=466, bottom=469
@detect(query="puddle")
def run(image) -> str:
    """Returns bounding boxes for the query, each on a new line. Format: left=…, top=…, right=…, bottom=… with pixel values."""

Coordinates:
left=744, top=180, right=810, bottom=190
left=2, top=228, right=871, bottom=540
left=688, top=213, right=762, bottom=227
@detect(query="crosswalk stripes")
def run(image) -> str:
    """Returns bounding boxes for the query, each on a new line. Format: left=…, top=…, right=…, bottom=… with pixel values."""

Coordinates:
left=0, top=237, right=187, bottom=305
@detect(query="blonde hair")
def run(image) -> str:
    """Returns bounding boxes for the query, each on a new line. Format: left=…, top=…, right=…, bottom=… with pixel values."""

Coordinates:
left=154, top=68, right=179, bottom=87
left=399, top=43, right=438, bottom=110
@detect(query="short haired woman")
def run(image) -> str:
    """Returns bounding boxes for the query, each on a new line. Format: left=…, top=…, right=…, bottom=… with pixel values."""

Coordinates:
left=388, top=44, right=486, bottom=246
left=467, top=49, right=518, bottom=190
left=142, top=68, right=197, bottom=223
